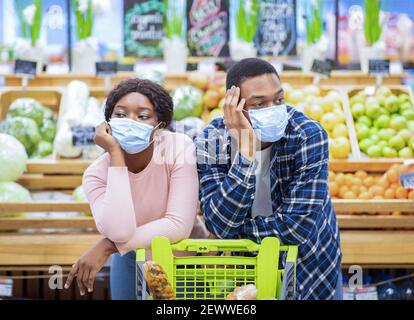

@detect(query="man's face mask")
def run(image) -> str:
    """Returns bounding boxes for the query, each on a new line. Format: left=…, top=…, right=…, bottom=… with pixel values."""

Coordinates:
left=247, top=104, right=289, bottom=143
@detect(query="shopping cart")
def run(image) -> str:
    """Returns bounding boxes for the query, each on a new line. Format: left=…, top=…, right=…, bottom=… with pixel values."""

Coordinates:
left=135, top=236, right=298, bottom=300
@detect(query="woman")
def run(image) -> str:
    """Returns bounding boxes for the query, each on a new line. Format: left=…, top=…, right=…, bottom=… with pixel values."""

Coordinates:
left=64, top=78, right=209, bottom=299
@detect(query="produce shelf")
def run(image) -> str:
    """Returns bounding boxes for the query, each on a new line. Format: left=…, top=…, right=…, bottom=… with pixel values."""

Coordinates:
left=26, top=159, right=92, bottom=174
left=337, top=215, right=414, bottom=229
left=333, top=199, right=414, bottom=213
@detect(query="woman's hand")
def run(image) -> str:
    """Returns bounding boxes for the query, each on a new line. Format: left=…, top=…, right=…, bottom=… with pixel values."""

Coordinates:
left=224, top=86, right=256, bottom=162
left=64, top=238, right=117, bottom=295
left=94, top=122, right=120, bottom=153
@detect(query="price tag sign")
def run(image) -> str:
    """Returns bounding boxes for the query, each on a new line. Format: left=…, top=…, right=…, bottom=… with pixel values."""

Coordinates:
left=399, top=172, right=414, bottom=189
left=96, top=62, right=118, bottom=76
left=368, top=59, right=390, bottom=75
left=71, top=127, right=95, bottom=147
left=354, top=286, right=378, bottom=300
left=0, top=277, right=13, bottom=297
left=14, top=59, right=37, bottom=77
left=311, top=59, right=333, bottom=77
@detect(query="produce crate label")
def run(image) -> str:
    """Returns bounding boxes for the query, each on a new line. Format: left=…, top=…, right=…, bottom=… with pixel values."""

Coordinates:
left=399, top=172, right=414, bottom=189
left=14, top=59, right=37, bottom=77
left=255, top=0, right=297, bottom=56
left=0, top=277, right=13, bottom=297
left=368, top=59, right=390, bottom=75
left=71, top=127, right=96, bottom=147
left=311, top=59, right=333, bottom=77
left=187, top=0, right=230, bottom=57
left=96, top=62, right=118, bottom=76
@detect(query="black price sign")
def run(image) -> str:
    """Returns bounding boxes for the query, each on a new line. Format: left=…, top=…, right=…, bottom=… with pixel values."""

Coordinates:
left=71, top=127, right=95, bottom=147
left=368, top=59, right=390, bottom=75
left=14, top=59, right=37, bottom=77
left=96, top=62, right=118, bottom=76
left=311, top=59, right=333, bottom=77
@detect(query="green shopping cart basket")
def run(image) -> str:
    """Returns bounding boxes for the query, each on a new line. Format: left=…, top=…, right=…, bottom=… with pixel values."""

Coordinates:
left=135, top=236, right=298, bottom=300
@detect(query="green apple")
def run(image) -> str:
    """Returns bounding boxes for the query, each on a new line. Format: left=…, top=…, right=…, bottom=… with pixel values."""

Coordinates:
left=400, top=101, right=413, bottom=113
left=398, top=93, right=411, bottom=104
left=332, top=123, right=348, bottom=138
left=389, top=135, right=406, bottom=151
left=409, top=137, right=414, bottom=152
left=356, top=123, right=370, bottom=140
left=367, top=145, right=382, bottom=158
left=407, top=121, right=414, bottom=132
left=333, top=109, right=346, bottom=123
left=370, top=127, right=379, bottom=135
left=376, top=86, right=392, bottom=98
left=365, top=101, right=381, bottom=120
left=351, top=103, right=365, bottom=118
left=390, top=116, right=407, bottom=131
left=399, top=147, right=414, bottom=159
left=379, top=107, right=390, bottom=116
left=378, top=128, right=396, bottom=141
left=384, top=95, right=400, bottom=113
left=370, top=134, right=380, bottom=143
left=359, top=138, right=374, bottom=153
left=398, top=128, right=412, bottom=143
left=357, top=115, right=372, bottom=127
left=375, top=115, right=390, bottom=128
left=308, top=104, right=324, bottom=121
left=320, top=112, right=340, bottom=131
left=402, top=109, right=414, bottom=121
left=350, top=95, right=365, bottom=106
left=382, top=146, right=398, bottom=158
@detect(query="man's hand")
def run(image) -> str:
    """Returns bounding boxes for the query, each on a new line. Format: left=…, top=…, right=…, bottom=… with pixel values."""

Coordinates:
left=64, top=238, right=117, bottom=295
left=224, top=86, right=256, bottom=162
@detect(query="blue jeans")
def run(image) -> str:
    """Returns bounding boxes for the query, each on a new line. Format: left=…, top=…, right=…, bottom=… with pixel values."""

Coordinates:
left=110, top=251, right=137, bottom=300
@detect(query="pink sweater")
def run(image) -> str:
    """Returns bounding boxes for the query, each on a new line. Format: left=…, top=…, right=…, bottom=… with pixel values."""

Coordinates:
left=83, top=131, right=209, bottom=255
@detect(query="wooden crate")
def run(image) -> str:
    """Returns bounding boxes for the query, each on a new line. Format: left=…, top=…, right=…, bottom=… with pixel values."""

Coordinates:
left=345, top=84, right=414, bottom=161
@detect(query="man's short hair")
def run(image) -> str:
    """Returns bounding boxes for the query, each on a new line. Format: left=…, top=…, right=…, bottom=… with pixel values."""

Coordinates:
left=226, top=58, right=280, bottom=90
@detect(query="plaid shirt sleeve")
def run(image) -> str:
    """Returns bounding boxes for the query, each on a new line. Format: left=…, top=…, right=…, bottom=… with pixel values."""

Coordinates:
left=240, top=129, right=330, bottom=246
left=197, top=124, right=329, bottom=246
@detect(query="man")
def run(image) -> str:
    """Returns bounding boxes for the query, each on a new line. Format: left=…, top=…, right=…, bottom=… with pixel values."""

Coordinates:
left=195, top=58, right=342, bottom=300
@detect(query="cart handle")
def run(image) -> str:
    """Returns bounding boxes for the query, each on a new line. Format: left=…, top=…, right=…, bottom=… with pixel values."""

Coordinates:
left=170, top=238, right=263, bottom=253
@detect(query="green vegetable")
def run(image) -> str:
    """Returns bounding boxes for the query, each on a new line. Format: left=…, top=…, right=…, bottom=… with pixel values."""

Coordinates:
left=0, top=117, right=41, bottom=157
left=32, top=141, right=53, bottom=158
left=0, top=134, right=28, bottom=182
left=39, top=118, right=57, bottom=143
left=0, top=182, right=32, bottom=217
left=364, top=0, right=382, bottom=46
left=163, top=0, right=183, bottom=39
left=236, top=0, right=259, bottom=42
left=305, top=0, right=323, bottom=45
left=8, top=98, right=45, bottom=126
left=42, top=106, right=54, bottom=120
left=172, top=86, right=203, bottom=121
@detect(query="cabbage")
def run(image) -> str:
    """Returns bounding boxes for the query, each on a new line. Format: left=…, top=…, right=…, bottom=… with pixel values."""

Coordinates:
left=172, top=86, right=204, bottom=121
left=0, top=182, right=32, bottom=217
left=0, top=134, right=28, bottom=182
left=8, top=98, right=45, bottom=126
left=72, top=185, right=87, bottom=201
left=0, top=117, right=41, bottom=157
left=39, top=118, right=57, bottom=143
left=42, top=106, right=54, bottom=120
left=32, top=141, right=53, bottom=158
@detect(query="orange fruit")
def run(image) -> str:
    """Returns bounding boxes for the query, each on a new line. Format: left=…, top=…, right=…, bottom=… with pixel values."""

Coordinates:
left=335, top=173, right=346, bottom=186
left=373, top=195, right=384, bottom=200
left=345, top=175, right=354, bottom=187
left=363, top=176, right=375, bottom=187
left=350, top=185, right=360, bottom=196
left=343, top=191, right=357, bottom=199
left=385, top=169, right=399, bottom=184
left=390, top=183, right=399, bottom=190
left=359, top=192, right=372, bottom=200
left=369, top=185, right=385, bottom=197
left=395, top=187, right=408, bottom=199
left=408, top=190, right=414, bottom=199
left=359, top=186, right=368, bottom=194
left=384, top=189, right=395, bottom=199
left=377, top=177, right=389, bottom=189
left=339, top=186, right=349, bottom=198
left=328, top=171, right=336, bottom=182
left=352, top=177, right=363, bottom=187
left=355, top=170, right=368, bottom=179
left=329, top=182, right=339, bottom=197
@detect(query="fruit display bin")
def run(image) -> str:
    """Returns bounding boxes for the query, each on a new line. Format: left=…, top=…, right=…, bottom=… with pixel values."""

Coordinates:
left=346, top=85, right=414, bottom=161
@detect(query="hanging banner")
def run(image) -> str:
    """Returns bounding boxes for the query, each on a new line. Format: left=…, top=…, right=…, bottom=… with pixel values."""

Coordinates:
left=124, top=0, right=165, bottom=57
left=186, top=0, right=230, bottom=57
left=255, top=0, right=297, bottom=56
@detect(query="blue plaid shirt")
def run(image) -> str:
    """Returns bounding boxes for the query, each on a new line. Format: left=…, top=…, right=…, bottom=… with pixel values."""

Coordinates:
left=195, top=105, right=341, bottom=300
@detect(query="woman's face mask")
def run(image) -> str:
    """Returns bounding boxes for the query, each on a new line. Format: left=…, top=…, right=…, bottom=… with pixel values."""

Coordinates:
left=109, top=118, right=160, bottom=154
left=247, top=104, right=289, bottom=143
